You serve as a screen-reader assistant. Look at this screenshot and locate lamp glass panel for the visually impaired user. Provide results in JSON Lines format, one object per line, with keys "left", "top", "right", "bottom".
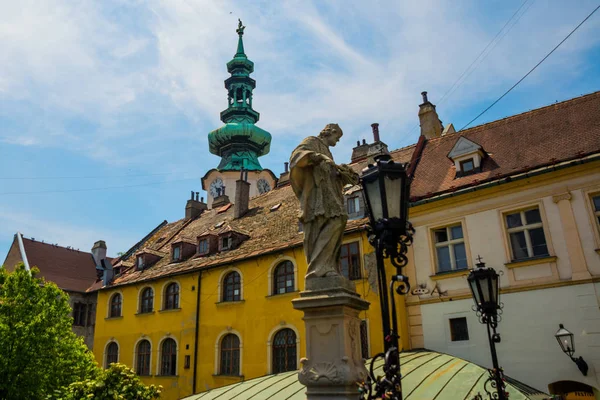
{"left": 364, "top": 178, "right": 383, "bottom": 221}
{"left": 481, "top": 274, "right": 492, "bottom": 304}
{"left": 468, "top": 277, "right": 481, "bottom": 306}
{"left": 384, "top": 174, "right": 403, "bottom": 220}
{"left": 490, "top": 272, "right": 498, "bottom": 305}
{"left": 555, "top": 327, "right": 574, "bottom": 354}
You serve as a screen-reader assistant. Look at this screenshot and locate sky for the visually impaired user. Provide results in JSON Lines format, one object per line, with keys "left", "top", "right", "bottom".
{"left": 1, "top": 0, "right": 599, "bottom": 259}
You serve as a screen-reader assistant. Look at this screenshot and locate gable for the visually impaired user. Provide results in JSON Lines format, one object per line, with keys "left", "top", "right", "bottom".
{"left": 447, "top": 137, "right": 482, "bottom": 159}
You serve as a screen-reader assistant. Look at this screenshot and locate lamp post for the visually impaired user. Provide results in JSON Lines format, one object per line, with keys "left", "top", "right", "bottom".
{"left": 359, "top": 154, "right": 413, "bottom": 400}
{"left": 467, "top": 258, "right": 508, "bottom": 400}
{"left": 555, "top": 324, "right": 589, "bottom": 376}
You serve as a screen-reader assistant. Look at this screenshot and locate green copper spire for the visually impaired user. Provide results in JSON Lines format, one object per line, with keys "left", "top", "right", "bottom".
{"left": 208, "top": 20, "right": 271, "bottom": 171}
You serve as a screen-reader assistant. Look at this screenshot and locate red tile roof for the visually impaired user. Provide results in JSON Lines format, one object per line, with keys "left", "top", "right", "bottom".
{"left": 3, "top": 237, "right": 106, "bottom": 293}
{"left": 94, "top": 91, "right": 600, "bottom": 290}
{"left": 411, "top": 91, "right": 600, "bottom": 200}
{"left": 101, "top": 185, "right": 369, "bottom": 289}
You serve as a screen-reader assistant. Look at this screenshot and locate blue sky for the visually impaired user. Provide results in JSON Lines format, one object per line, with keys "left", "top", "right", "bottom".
{"left": 1, "top": 0, "right": 599, "bottom": 259}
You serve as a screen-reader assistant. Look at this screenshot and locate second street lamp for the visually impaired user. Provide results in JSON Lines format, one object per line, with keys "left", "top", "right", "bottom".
{"left": 468, "top": 258, "right": 508, "bottom": 400}
{"left": 359, "top": 154, "right": 413, "bottom": 400}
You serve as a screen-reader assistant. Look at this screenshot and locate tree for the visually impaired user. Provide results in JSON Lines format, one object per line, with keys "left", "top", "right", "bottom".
{"left": 0, "top": 264, "right": 97, "bottom": 400}
{"left": 57, "top": 363, "right": 162, "bottom": 400}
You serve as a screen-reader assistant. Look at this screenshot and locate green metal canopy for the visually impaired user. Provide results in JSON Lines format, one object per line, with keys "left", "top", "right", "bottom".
{"left": 184, "top": 350, "right": 548, "bottom": 400}
{"left": 207, "top": 20, "right": 272, "bottom": 171}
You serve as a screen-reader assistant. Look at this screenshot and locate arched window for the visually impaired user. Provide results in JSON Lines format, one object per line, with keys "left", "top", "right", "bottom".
{"left": 136, "top": 340, "right": 151, "bottom": 376}
{"left": 223, "top": 272, "right": 241, "bottom": 302}
{"left": 110, "top": 293, "right": 122, "bottom": 317}
{"left": 220, "top": 334, "right": 240, "bottom": 375}
{"left": 272, "top": 329, "right": 297, "bottom": 373}
{"left": 140, "top": 288, "right": 153, "bottom": 313}
{"left": 160, "top": 339, "right": 177, "bottom": 376}
{"left": 105, "top": 342, "right": 118, "bottom": 368}
{"left": 164, "top": 283, "right": 179, "bottom": 310}
{"left": 273, "top": 261, "right": 294, "bottom": 295}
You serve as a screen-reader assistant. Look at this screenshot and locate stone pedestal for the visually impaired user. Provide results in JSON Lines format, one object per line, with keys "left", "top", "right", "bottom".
{"left": 293, "top": 284, "right": 370, "bottom": 400}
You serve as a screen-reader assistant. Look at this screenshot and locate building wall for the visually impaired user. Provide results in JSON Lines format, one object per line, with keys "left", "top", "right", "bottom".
{"left": 421, "top": 284, "right": 600, "bottom": 394}
{"left": 405, "top": 161, "right": 600, "bottom": 394}
{"left": 93, "top": 274, "right": 199, "bottom": 400}
{"left": 93, "top": 230, "right": 410, "bottom": 400}
{"left": 69, "top": 291, "right": 97, "bottom": 349}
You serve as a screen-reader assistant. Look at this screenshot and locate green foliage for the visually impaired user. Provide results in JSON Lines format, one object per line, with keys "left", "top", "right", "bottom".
{"left": 56, "top": 363, "right": 162, "bottom": 400}
{"left": 0, "top": 264, "right": 97, "bottom": 400}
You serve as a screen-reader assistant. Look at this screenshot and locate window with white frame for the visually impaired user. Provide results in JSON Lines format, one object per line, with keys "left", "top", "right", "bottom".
{"left": 592, "top": 194, "right": 600, "bottom": 232}
{"left": 172, "top": 245, "right": 181, "bottom": 262}
{"left": 198, "top": 239, "right": 209, "bottom": 255}
{"left": 433, "top": 224, "right": 468, "bottom": 273}
{"left": 504, "top": 207, "right": 549, "bottom": 261}
{"left": 347, "top": 197, "right": 360, "bottom": 214}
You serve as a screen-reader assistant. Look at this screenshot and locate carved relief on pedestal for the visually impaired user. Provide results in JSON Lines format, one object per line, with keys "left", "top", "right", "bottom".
{"left": 299, "top": 358, "right": 342, "bottom": 385}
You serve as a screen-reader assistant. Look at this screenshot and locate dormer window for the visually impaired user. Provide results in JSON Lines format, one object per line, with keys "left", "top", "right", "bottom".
{"left": 222, "top": 236, "right": 232, "bottom": 250}
{"left": 172, "top": 246, "right": 181, "bottom": 262}
{"left": 137, "top": 255, "right": 144, "bottom": 270}
{"left": 447, "top": 137, "right": 486, "bottom": 178}
{"left": 198, "top": 239, "right": 209, "bottom": 255}
{"left": 460, "top": 159, "right": 475, "bottom": 174}
{"left": 347, "top": 197, "right": 360, "bottom": 214}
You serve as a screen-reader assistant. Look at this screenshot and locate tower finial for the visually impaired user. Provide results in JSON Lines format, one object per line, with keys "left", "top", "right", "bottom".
{"left": 236, "top": 19, "right": 245, "bottom": 36}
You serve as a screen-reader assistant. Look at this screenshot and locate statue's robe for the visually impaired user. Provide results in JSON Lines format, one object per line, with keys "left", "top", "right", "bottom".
{"left": 289, "top": 136, "right": 351, "bottom": 279}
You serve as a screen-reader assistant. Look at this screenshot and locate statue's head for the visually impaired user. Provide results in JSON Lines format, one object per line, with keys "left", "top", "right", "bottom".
{"left": 319, "top": 123, "right": 343, "bottom": 147}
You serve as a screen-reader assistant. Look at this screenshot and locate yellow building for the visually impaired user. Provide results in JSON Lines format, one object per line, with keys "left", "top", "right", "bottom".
{"left": 90, "top": 22, "right": 415, "bottom": 400}
{"left": 89, "top": 20, "right": 600, "bottom": 400}
{"left": 91, "top": 181, "right": 412, "bottom": 399}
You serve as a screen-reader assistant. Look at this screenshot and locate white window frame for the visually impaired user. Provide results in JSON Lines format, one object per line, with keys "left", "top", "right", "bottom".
{"left": 133, "top": 337, "right": 153, "bottom": 376}
{"left": 266, "top": 323, "right": 300, "bottom": 374}
{"left": 156, "top": 335, "right": 178, "bottom": 376}
{"left": 267, "top": 256, "right": 298, "bottom": 296}
{"left": 137, "top": 285, "right": 154, "bottom": 314}
{"left": 347, "top": 196, "right": 360, "bottom": 214}
{"left": 504, "top": 207, "right": 548, "bottom": 261}
{"left": 103, "top": 339, "right": 120, "bottom": 368}
{"left": 214, "top": 329, "right": 243, "bottom": 376}
{"left": 432, "top": 224, "right": 467, "bottom": 272}
{"left": 217, "top": 267, "right": 244, "bottom": 303}
{"left": 591, "top": 193, "right": 600, "bottom": 233}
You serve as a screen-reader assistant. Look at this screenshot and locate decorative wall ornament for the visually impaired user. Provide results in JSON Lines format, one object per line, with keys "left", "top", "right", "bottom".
{"left": 552, "top": 192, "right": 572, "bottom": 203}
{"left": 300, "top": 358, "right": 342, "bottom": 384}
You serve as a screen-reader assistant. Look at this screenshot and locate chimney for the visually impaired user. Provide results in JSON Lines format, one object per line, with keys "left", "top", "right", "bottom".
{"left": 186, "top": 190, "right": 207, "bottom": 220}
{"left": 91, "top": 240, "right": 107, "bottom": 265}
{"left": 277, "top": 162, "right": 290, "bottom": 187}
{"left": 234, "top": 170, "right": 251, "bottom": 219}
{"left": 371, "top": 123, "right": 380, "bottom": 142}
{"left": 418, "top": 91, "right": 443, "bottom": 139}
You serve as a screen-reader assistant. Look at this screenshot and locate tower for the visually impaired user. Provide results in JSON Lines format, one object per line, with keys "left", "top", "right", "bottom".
{"left": 202, "top": 20, "right": 277, "bottom": 208}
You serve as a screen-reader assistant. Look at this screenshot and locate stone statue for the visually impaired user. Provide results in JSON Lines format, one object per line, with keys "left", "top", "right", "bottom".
{"left": 289, "top": 124, "right": 359, "bottom": 288}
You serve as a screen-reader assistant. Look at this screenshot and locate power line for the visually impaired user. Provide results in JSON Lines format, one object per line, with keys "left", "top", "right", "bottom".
{"left": 438, "top": 0, "right": 535, "bottom": 107}
{"left": 460, "top": 3, "right": 600, "bottom": 131}
{"left": 0, "top": 172, "right": 178, "bottom": 180}
{"left": 0, "top": 177, "right": 199, "bottom": 196}
{"left": 402, "top": 0, "right": 533, "bottom": 140}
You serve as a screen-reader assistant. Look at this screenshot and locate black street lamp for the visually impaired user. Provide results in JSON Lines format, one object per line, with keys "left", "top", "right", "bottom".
{"left": 359, "top": 154, "right": 413, "bottom": 400}
{"left": 468, "top": 258, "right": 508, "bottom": 400}
{"left": 555, "top": 324, "right": 589, "bottom": 376}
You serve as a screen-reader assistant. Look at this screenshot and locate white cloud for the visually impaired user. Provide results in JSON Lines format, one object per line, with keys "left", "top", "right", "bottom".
{"left": 0, "top": 208, "right": 135, "bottom": 257}
{"left": 0, "top": 0, "right": 598, "bottom": 161}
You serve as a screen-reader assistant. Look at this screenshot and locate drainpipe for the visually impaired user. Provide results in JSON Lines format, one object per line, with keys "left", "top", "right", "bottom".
{"left": 192, "top": 271, "right": 202, "bottom": 394}
{"left": 16, "top": 232, "right": 31, "bottom": 272}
